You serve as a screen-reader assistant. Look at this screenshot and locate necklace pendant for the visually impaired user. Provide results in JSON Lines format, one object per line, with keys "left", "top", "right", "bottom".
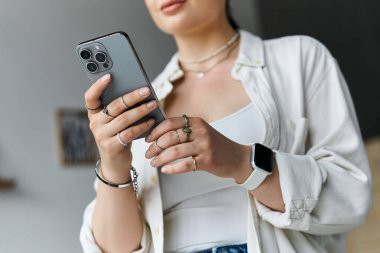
{"left": 197, "top": 72, "right": 205, "bottom": 78}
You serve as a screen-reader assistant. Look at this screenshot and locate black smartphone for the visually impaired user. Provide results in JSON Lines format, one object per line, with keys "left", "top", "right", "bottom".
{"left": 76, "top": 32, "right": 166, "bottom": 139}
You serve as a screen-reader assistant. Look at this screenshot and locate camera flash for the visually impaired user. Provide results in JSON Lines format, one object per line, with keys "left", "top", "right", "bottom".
{"left": 95, "top": 46, "right": 100, "bottom": 50}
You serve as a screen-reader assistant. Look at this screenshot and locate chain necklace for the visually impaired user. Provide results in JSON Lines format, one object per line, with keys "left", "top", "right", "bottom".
{"left": 178, "top": 33, "right": 240, "bottom": 65}
{"left": 181, "top": 37, "right": 238, "bottom": 78}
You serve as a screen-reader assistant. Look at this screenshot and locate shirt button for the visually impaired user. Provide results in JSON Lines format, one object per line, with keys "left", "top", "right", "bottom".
{"left": 150, "top": 175, "right": 158, "bottom": 185}
{"left": 153, "top": 227, "right": 160, "bottom": 236}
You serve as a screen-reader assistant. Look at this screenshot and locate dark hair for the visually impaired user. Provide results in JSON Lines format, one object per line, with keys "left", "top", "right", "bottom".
{"left": 226, "top": 0, "right": 239, "bottom": 30}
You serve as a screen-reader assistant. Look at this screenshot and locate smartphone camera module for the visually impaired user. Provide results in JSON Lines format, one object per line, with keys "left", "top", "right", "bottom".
{"left": 86, "top": 61, "right": 98, "bottom": 73}
{"left": 80, "top": 49, "right": 92, "bottom": 60}
{"left": 78, "top": 43, "right": 112, "bottom": 74}
{"left": 95, "top": 52, "right": 107, "bottom": 63}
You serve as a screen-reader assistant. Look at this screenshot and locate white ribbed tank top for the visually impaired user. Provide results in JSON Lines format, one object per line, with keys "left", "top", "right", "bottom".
{"left": 160, "top": 101, "right": 265, "bottom": 252}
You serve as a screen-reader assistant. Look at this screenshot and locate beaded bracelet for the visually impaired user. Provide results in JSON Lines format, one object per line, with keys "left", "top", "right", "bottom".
{"left": 95, "top": 159, "right": 138, "bottom": 195}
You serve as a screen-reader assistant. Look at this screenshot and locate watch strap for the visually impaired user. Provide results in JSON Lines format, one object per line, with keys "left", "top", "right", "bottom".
{"left": 237, "top": 143, "right": 274, "bottom": 191}
{"left": 239, "top": 166, "right": 268, "bottom": 191}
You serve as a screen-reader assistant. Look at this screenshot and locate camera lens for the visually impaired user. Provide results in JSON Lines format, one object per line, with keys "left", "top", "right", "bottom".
{"left": 86, "top": 62, "right": 98, "bottom": 73}
{"left": 95, "top": 52, "right": 107, "bottom": 63}
{"left": 80, "top": 49, "right": 92, "bottom": 60}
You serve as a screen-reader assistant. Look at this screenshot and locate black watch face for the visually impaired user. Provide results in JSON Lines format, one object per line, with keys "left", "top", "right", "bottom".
{"left": 254, "top": 144, "right": 274, "bottom": 173}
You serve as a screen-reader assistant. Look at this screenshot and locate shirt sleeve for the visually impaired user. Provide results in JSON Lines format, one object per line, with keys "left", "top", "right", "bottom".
{"left": 79, "top": 180, "right": 153, "bottom": 253}
{"left": 253, "top": 39, "right": 372, "bottom": 235}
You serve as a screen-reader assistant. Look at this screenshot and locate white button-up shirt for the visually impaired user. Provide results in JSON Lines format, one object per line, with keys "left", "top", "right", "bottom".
{"left": 80, "top": 30, "right": 372, "bottom": 253}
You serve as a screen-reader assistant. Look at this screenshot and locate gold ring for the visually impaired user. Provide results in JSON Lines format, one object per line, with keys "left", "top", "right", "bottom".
{"left": 154, "top": 139, "right": 165, "bottom": 150}
{"left": 102, "top": 106, "right": 116, "bottom": 119}
{"left": 121, "top": 96, "right": 130, "bottom": 110}
{"left": 192, "top": 156, "right": 197, "bottom": 171}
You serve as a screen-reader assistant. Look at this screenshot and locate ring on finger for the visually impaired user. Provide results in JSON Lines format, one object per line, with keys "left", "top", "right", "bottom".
{"left": 182, "top": 114, "right": 189, "bottom": 128}
{"left": 117, "top": 132, "right": 129, "bottom": 148}
{"left": 182, "top": 114, "right": 191, "bottom": 142}
{"left": 102, "top": 106, "right": 116, "bottom": 120}
{"left": 154, "top": 139, "right": 165, "bottom": 151}
{"left": 121, "top": 96, "right": 130, "bottom": 110}
{"left": 85, "top": 103, "right": 102, "bottom": 112}
{"left": 175, "top": 129, "right": 181, "bottom": 144}
{"left": 192, "top": 156, "right": 197, "bottom": 171}
{"left": 183, "top": 127, "right": 192, "bottom": 142}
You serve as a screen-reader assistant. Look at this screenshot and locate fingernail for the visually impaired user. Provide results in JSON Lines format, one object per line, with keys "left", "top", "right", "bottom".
{"left": 147, "top": 100, "right": 157, "bottom": 109}
{"left": 147, "top": 119, "right": 155, "bottom": 126}
{"left": 150, "top": 158, "right": 156, "bottom": 167}
{"left": 145, "top": 134, "right": 152, "bottom": 142}
{"left": 101, "top": 74, "right": 110, "bottom": 83}
{"left": 161, "top": 166, "right": 169, "bottom": 174}
{"left": 139, "top": 87, "right": 150, "bottom": 96}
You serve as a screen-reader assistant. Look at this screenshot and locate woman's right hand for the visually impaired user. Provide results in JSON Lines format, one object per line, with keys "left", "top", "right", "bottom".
{"left": 84, "top": 73, "right": 157, "bottom": 181}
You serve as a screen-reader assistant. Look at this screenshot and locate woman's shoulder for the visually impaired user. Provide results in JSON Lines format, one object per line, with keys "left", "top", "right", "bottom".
{"left": 263, "top": 34, "right": 335, "bottom": 66}
{"left": 251, "top": 33, "right": 342, "bottom": 110}
{"left": 258, "top": 33, "right": 338, "bottom": 94}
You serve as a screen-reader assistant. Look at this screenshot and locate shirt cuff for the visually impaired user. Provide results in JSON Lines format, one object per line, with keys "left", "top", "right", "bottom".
{"left": 252, "top": 150, "right": 323, "bottom": 231}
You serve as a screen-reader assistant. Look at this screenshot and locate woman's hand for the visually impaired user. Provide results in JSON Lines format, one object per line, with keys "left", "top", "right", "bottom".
{"left": 144, "top": 116, "right": 252, "bottom": 182}
{"left": 84, "top": 73, "right": 158, "bottom": 178}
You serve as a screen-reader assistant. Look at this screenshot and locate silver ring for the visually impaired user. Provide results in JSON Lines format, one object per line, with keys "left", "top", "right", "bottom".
{"left": 117, "top": 132, "right": 129, "bottom": 148}
{"left": 182, "top": 114, "right": 191, "bottom": 142}
{"left": 154, "top": 139, "right": 165, "bottom": 150}
{"left": 121, "top": 96, "right": 130, "bottom": 110}
{"left": 182, "top": 114, "right": 189, "bottom": 128}
{"left": 192, "top": 156, "right": 197, "bottom": 171}
{"left": 102, "top": 106, "right": 116, "bottom": 119}
{"left": 85, "top": 103, "right": 102, "bottom": 112}
{"left": 175, "top": 129, "right": 181, "bottom": 144}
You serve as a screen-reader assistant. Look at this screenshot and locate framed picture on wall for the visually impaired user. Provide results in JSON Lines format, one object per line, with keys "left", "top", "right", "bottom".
{"left": 56, "top": 108, "right": 98, "bottom": 165}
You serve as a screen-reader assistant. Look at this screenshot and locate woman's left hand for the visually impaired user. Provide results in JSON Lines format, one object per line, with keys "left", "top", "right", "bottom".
{"left": 144, "top": 116, "right": 252, "bottom": 182}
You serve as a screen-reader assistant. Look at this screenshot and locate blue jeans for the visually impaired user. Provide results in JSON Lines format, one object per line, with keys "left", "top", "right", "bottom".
{"left": 194, "top": 243, "right": 247, "bottom": 253}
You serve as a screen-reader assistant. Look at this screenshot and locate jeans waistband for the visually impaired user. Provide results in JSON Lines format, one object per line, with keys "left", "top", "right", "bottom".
{"left": 194, "top": 243, "right": 247, "bottom": 253}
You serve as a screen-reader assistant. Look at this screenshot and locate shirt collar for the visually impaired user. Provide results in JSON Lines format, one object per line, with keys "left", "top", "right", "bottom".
{"left": 236, "top": 30, "right": 265, "bottom": 68}
{"left": 152, "top": 29, "right": 265, "bottom": 101}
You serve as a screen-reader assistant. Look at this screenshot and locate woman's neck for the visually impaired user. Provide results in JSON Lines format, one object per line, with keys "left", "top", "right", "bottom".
{"left": 174, "top": 20, "right": 237, "bottom": 62}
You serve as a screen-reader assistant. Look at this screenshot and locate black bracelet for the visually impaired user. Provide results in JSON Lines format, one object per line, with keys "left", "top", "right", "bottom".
{"left": 95, "top": 159, "right": 138, "bottom": 194}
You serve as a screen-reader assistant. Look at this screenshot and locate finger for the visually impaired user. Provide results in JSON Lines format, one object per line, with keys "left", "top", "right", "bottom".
{"left": 84, "top": 74, "right": 111, "bottom": 114}
{"left": 145, "top": 116, "right": 193, "bottom": 143}
{"left": 117, "top": 118, "right": 156, "bottom": 145}
{"left": 160, "top": 157, "right": 198, "bottom": 174}
{"left": 145, "top": 129, "right": 182, "bottom": 159}
{"left": 106, "top": 100, "right": 158, "bottom": 136}
{"left": 104, "top": 86, "right": 151, "bottom": 120}
{"left": 151, "top": 142, "right": 197, "bottom": 168}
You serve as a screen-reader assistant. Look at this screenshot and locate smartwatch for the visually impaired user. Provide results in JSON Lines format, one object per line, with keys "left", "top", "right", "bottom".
{"left": 238, "top": 143, "right": 275, "bottom": 191}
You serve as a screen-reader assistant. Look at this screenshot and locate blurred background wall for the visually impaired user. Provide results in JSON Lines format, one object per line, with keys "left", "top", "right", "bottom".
{"left": 257, "top": 0, "right": 380, "bottom": 139}
{"left": 0, "top": 1, "right": 258, "bottom": 252}
{"left": 0, "top": 0, "right": 378, "bottom": 253}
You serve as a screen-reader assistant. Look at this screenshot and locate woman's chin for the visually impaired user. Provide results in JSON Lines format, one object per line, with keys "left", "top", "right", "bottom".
{"left": 159, "top": 19, "right": 197, "bottom": 36}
